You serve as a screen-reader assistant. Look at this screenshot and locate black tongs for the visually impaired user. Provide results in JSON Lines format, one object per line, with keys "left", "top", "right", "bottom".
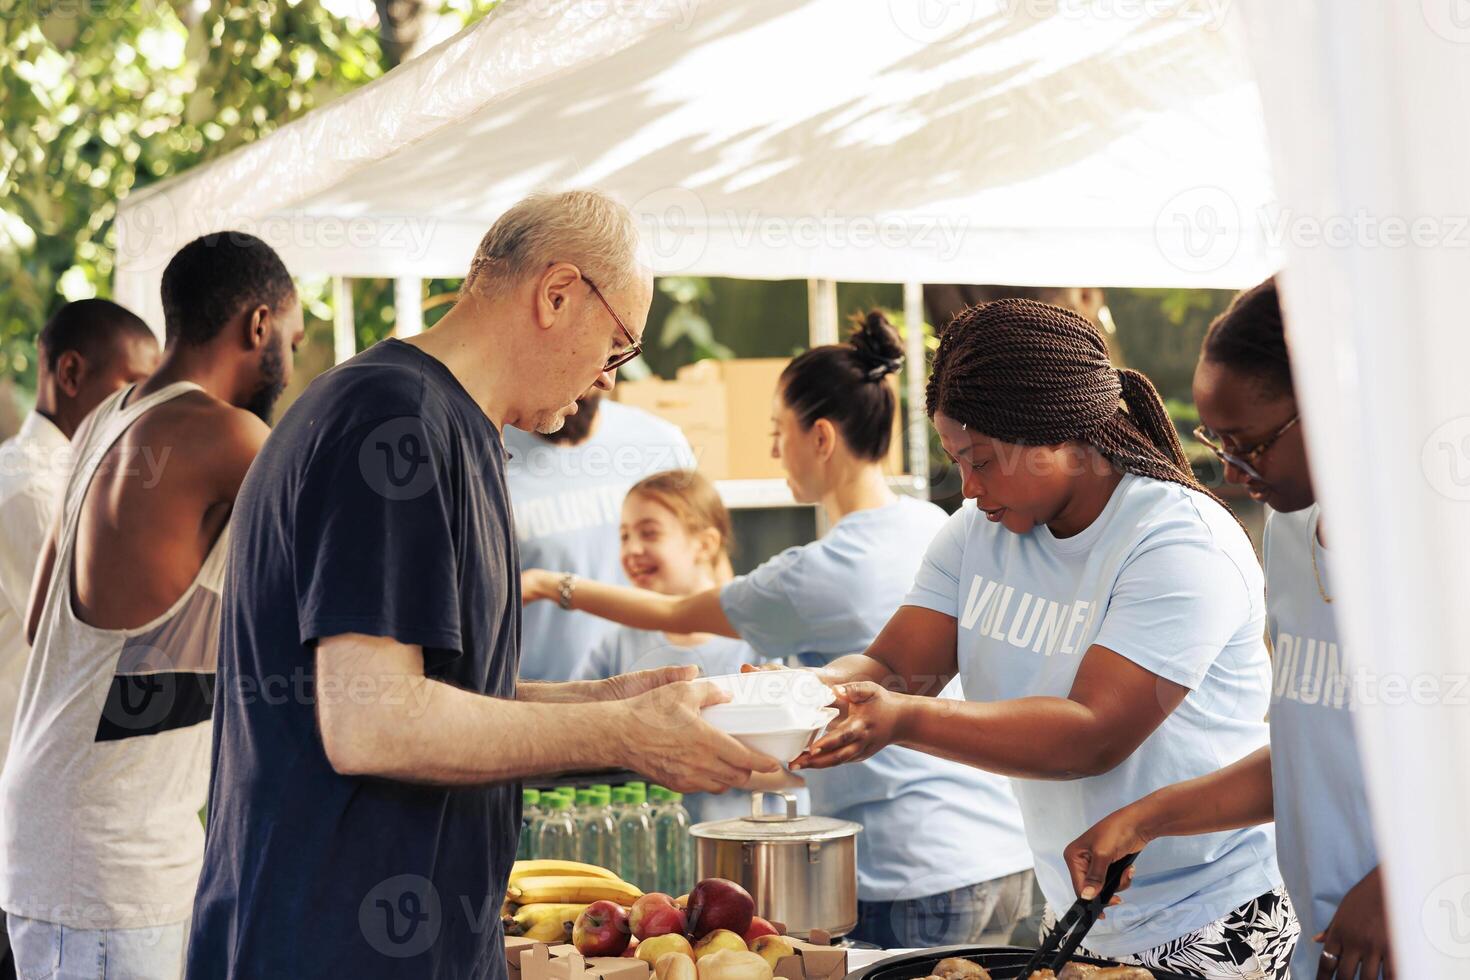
{"left": 1018, "top": 853, "right": 1138, "bottom": 978}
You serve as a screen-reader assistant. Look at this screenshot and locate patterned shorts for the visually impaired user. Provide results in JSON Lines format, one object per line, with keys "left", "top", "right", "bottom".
{"left": 1041, "top": 886, "right": 1299, "bottom": 980}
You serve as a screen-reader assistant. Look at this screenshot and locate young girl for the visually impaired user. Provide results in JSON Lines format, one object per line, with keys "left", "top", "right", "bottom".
{"left": 790, "top": 299, "right": 1297, "bottom": 976}
{"left": 573, "top": 469, "right": 773, "bottom": 824}
{"left": 1066, "top": 279, "right": 1387, "bottom": 979}
{"left": 574, "top": 470, "right": 757, "bottom": 685}
{"left": 525, "top": 312, "right": 1036, "bottom": 949}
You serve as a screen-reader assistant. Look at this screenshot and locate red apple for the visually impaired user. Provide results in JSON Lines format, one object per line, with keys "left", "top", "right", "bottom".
{"left": 630, "top": 893, "right": 688, "bottom": 940}
{"left": 686, "top": 878, "right": 755, "bottom": 940}
{"left": 623, "top": 939, "right": 641, "bottom": 958}
{"left": 741, "top": 917, "right": 779, "bottom": 946}
{"left": 574, "top": 900, "right": 632, "bottom": 956}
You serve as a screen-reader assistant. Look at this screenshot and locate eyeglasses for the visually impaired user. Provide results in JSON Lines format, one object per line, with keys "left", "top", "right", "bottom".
{"left": 1192, "top": 414, "right": 1299, "bottom": 482}
{"left": 582, "top": 275, "right": 643, "bottom": 372}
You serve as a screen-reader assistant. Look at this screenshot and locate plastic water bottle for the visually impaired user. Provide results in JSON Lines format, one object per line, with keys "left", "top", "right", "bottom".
{"left": 617, "top": 785, "right": 656, "bottom": 891}
{"left": 520, "top": 788, "right": 543, "bottom": 859}
{"left": 652, "top": 787, "right": 695, "bottom": 895}
{"left": 580, "top": 789, "right": 616, "bottom": 870}
{"left": 536, "top": 794, "right": 578, "bottom": 860}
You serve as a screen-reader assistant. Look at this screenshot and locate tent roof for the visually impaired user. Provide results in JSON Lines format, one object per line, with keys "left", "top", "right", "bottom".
{"left": 114, "top": 0, "right": 1280, "bottom": 325}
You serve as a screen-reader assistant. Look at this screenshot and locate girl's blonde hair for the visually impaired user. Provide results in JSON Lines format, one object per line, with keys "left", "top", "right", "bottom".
{"left": 626, "top": 470, "right": 734, "bottom": 579}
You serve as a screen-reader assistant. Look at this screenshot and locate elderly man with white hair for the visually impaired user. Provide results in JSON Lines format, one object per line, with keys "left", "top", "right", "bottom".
{"left": 185, "top": 190, "right": 779, "bottom": 980}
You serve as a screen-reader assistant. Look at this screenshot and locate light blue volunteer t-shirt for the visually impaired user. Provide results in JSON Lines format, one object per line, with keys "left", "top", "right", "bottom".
{"left": 720, "top": 495, "right": 1034, "bottom": 903}
{"left": 1264, "top": 505, "right": 1377, "bottom": 979}
{"left": 571, "top": 626, "right": 801, "bottom": 825}
{"left": 505, "top": 401, "right": 694, "bottom": 680}
{"left": 906, "top": 475, "right": 1280, "bottom": 957}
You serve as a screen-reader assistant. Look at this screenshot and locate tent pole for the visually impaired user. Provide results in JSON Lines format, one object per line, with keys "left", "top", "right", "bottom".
{"left": 807, "top": 278, "right": 839, "bottom": 536}
{"left": 395, "top": 277, "right": 424, "bottom": 337}
{"left": 806, "top": 278, "right": 838, "bottom": 347}
{"left": 902, "top": 282, "right": 930, "bottom": 498}
{"left": 333, "top": 278, "right": 356, "bottom": 365}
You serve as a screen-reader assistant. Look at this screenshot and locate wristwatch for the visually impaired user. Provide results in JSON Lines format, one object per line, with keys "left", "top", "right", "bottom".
{"left": 556, "top": 573, "right": 577, "bottom": 610}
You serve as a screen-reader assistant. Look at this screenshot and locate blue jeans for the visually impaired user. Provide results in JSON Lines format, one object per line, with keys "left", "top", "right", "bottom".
{"left": 9, "top": 915, "right": 187, "bottom": 980}
{"left": 851, "top": 869, "right": 1036, "bottom": 949}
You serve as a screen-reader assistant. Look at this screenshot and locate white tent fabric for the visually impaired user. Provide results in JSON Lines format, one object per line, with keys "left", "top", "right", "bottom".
{"left": 114, "top": 0, "right": 1279, "bottom": 331}
{"left": 1240, "top": 3, "right": 1470, "bottom": 974}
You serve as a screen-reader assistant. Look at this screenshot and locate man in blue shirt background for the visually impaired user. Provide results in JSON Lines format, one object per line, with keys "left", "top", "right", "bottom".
{"left": 505, "top": 393, "right": 693, "bottom": 680}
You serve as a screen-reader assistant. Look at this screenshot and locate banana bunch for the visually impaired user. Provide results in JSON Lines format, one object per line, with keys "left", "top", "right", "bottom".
{"left": 503, "top": 903, "right": 588, "bottom": 943}
{"left": 508, "top": 874, "right": 643, "bottom": 907}
{"left": 509, "top": 860, "right": 619, "bottom": 886}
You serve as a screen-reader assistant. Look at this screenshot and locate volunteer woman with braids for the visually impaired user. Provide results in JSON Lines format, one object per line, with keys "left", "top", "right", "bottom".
{"left": 1067, "top": 279, "right": 1389, "bottom": 979}
{"left": 793, "top": 299, "right": 1297, "bottom": 976}
{"left": 525, "top": 312, "right": 1036, "bottom": 948}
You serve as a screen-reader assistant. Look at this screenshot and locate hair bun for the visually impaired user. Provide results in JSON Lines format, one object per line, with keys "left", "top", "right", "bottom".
{"left": 848, "top": 309, "right": 905, "bottom": 381}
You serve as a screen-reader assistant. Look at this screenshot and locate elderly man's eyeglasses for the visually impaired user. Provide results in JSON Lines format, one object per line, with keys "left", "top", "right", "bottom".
{"left": 582, "top": 276, "right": 642, "bottom": 372}
{"left": 1192, "top": 414, "right": 1299, "bottom": 482}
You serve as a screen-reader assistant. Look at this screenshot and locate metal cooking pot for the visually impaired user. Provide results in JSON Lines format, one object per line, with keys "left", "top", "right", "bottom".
{"left": 690, "top": 791, "right": 861, "bottom": 940}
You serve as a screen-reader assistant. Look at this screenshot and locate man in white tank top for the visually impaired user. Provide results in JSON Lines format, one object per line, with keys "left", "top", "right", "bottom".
{"left": 0, "top": 232, "right": 303, "bottom": 980}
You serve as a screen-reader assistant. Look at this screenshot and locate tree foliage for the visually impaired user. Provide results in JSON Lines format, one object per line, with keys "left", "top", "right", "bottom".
{"left": 0, "top": 0, "right": 389, "bottom": 387}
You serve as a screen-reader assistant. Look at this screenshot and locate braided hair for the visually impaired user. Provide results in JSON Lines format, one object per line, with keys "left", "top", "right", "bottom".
{"left": 1202, "top": 277, "right": 1292, "bottom": 398}
{"left": 780, "top": 309, "right": 904, "bottom": 462}
{"left": 927, "top": 298, "right": 1231, "bottom": 515}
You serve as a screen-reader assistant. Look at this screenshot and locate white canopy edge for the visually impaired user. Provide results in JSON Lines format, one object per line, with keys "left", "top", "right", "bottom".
{"left": 1241, "top": 2, "right": 1470, "bottom": 974}
{"left": 115, "top": 1, "right": 1283, "bottom": 334}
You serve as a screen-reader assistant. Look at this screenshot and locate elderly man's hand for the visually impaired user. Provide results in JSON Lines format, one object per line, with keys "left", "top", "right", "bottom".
{"left": 615, "top": 679, "right": 782, "bottom": 794}
{"left": 597, "top": 664, "right": 698, "bottom": 702}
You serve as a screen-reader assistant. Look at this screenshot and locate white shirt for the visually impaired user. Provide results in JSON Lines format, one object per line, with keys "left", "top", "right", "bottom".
{"left": 503, "top": 402, "right": 695, "bottom": 680}
{"left": 1264, "top": 505, "right": 1377, "bottom": 978}
{"left": 906, "top": 476, "right": 1279, "bottom": 956}
{"left": 0, "top": 412, "right": 71, "bottom": 767}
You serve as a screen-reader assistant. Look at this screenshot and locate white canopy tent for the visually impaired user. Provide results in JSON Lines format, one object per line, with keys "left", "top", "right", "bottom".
{"left": 113, "top": 0, "right": 1279, "bottom": 324}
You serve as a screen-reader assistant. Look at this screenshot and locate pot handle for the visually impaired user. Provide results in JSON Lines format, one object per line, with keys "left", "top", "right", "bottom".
{"left": 751, "top": 790, "right": 800, "bottom": 819}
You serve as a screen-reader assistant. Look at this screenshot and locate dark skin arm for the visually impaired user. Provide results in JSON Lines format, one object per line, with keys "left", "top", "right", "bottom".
{"left": 788, "top": 605, "right": 1190, "bottom": 781}
{"left": 1063, "top": 747, "right": 1274, "bottom": 897}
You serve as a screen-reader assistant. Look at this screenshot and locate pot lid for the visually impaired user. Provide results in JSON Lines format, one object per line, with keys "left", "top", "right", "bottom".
{"left": 690, "top": 813, "right": 862, "bottom": 842}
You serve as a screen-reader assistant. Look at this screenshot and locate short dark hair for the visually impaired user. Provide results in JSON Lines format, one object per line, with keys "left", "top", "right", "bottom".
{"left": 1202, "top": 277, "right": 1293, "bottom": 398}
{"left": 160, "top": 232, "right": 296, "bottom": 346}
{"left": 779, "top": 309, "right": 904, "bottom": 462}
{"left": 38, "top": 299, "right": 155, "bottom": 374}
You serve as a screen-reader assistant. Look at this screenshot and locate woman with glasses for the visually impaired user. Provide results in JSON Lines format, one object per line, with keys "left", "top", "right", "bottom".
{"left": 1067, "top": 278, "right": 1390, "bottom": 979}
{"left": 784, "top": 299, "right": 1297, "bottom": 977}
{"left": 524, "top": 311, "right": 1037, "bottom": 949}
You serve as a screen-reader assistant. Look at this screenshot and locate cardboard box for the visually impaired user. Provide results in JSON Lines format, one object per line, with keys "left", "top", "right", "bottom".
{"left": 615, "top": 371, "right": 731, "bottom": 480}
{"left": 513, "top": 934, "right": 846, "bottom": 980}
{"left": 618, "top": 358, "right": 905, "bottom": 482}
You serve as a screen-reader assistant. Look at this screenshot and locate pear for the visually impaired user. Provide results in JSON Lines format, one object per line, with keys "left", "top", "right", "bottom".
{"left": 697, "top": 949, "right": 774, "bottom": 980}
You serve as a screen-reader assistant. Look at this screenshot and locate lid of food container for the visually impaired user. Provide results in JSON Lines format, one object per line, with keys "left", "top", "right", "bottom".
{"left": 689, "top": 791, "right": 861, "bottom": 842}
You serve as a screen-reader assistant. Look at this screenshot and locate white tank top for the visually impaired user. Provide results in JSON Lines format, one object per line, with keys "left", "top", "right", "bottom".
{"left": 0, "top": 381, "right": 228, "bottom": 929}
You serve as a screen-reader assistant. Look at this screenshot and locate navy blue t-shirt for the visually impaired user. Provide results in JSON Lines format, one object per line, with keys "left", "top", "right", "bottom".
{"left": 187, "top": 340, "right": 521, "bottom": 980}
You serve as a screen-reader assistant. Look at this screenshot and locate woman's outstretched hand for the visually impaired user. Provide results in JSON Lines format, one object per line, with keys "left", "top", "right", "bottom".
{"left": 789, "top": 681, "right": 904, "bottom": 770}
{"left": 521, "top": 569, "right": 558, "bottom": 606}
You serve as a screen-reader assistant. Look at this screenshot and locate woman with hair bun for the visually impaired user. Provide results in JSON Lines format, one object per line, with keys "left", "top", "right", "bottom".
{"left": 525, "top": 311, "right": 1036, "bottom": 948}
{"left": 790, "top": 300, "right": 1298, "bottom": 976}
